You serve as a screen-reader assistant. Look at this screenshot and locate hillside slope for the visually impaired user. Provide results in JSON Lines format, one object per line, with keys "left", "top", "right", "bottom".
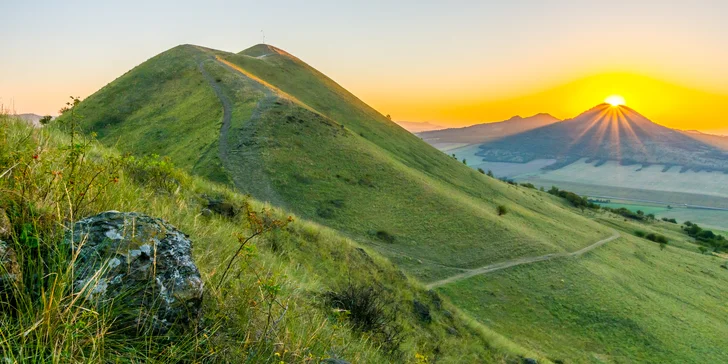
{"left": 1, "top": 115, "right": 536, "bottom": 363}
{"left": 476, "top": 104, "right": 728, "bottom": 171}
{"left": 67, "top": 44, "right": 611, "bottom": 284}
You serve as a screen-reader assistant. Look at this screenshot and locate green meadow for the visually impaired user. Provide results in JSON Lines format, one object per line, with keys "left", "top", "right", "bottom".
{"left": 437, "top": 212, "right": 728, "bottom": 363}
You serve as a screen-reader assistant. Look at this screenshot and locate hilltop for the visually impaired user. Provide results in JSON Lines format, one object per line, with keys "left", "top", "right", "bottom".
{"left": 65, "top": 43, "right": 610, "bottom": 283}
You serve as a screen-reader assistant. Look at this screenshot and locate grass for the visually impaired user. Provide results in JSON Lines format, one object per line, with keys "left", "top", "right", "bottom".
{"left": 61, "top": 43, "right": 614, "bottom": 285}
{"left": 437, "top": 211, "right": 728, "bottom": 363}
{"left": 0, "top": 115, "right": 537, "bottom": 362}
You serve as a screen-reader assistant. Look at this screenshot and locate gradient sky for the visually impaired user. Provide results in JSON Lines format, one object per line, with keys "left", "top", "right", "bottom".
{"left": 3, "top": 0, "right": 728, "bottom": 134}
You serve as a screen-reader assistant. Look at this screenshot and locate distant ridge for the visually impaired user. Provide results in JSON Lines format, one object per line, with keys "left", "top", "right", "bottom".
{"left": 396, "top": 120, "right": 446, "bottom": 133}
{"left": 418, "top": 113, "right": 560, "bottom": 145}
{"left": 477, "top": 104, "right": 728, "bottom": 171}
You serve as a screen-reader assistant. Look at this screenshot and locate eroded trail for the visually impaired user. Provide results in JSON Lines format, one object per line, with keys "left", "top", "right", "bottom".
{"left": 426, "top": 230, "right": 621, "bottom": 289}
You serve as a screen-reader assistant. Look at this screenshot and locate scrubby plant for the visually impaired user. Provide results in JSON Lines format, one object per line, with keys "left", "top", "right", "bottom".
{"left": 325, "top": 282, "right": 404, "bottom": 356}
{"left": 497, "top": 205, "right": 508, "bottom": 216}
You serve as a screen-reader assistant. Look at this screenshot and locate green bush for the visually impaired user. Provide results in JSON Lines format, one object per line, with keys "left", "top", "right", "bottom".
{"left": 497, "top": 205, "right": 508, "bottom": 216}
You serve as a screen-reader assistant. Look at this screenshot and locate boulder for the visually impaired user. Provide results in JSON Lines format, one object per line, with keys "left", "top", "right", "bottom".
{"left": 0, "top": 240, "right": 22, "bottom": 307}
{"left": 69, "top": 211, "right": 203, "bottom": 333}
{"left": 0, "top": 209, "right": 11, "bottom": 240}
{"left": 413, "top": 299, "right": 432, "bottom": 324}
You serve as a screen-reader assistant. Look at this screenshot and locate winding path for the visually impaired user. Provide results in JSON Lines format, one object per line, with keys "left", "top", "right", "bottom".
{"left": 426, "top": 230, "right": 621, "bottom": 289}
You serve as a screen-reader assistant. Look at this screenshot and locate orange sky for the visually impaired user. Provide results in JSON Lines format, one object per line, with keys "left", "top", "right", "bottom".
{"left": 4, "top": 1, "right": 728, "bottom": 135}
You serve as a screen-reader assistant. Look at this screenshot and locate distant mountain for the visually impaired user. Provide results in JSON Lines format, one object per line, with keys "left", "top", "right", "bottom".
{"left": 477, "top": 104, "right": 728, "bottom": 171}
{"left": 682, "top": 130, "right": 728, "bottom": 151}
{"left": 395, "top": 120, "right": 446, "bottom": 133}
{"left": 418, "top": 113, "right": 560, "bottom": 145}
{"left": 15, "top": 113, "right": 43, "bottom": 127}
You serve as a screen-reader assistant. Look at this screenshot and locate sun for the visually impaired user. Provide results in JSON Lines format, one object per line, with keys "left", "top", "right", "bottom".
{"left": 605, "top": 95, "right": 626, "bottom": 107}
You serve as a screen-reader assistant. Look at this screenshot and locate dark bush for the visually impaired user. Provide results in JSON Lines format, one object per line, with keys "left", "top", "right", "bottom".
{"left": 477, "top": 168, "right": 485, "bottom": 174}
{"left": 645, "top": 233, "right": 668, "bottom": 244}
{"left": 374, "top": 230, "right": 396, "bottom": 243}
{"left": 325, "top": 283, "right": 403, "bottom": 355}
{"left": 661, "top": 217, "right": 678, "bottom": 224}
{"left": 547, "top": 186, "right": 600, "bottom": 210}
{"left": 316, "top": 206, "right": 335, "bottom": 219}
{"left": 497, "top": 205, "right": 508, "bottom": 216}
{"left": 520, "top": 183, "right": 536, "bottom": 189}
{"left": 634, "top": 230, "right": 646, "bottom": 238}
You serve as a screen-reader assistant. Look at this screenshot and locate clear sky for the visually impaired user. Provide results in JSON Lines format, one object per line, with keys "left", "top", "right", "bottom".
{"left": 3, "top": 0, "right": 728, "bottom": 133}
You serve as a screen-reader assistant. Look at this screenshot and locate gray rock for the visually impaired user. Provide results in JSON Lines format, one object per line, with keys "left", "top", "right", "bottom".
{"left": 0, "top": 240, "right": 22, "bottom": 307}
{"left": 413, "top": 299, "right": 432, "bottom": 324}
{"left": 522, "top": 358, "right": 538, "bottom": 364}
{"left": 68, "top": 211, "right": 203, "bottom": 333}
{"left": 0, "top": 209, "right": 11, "bottom": 240}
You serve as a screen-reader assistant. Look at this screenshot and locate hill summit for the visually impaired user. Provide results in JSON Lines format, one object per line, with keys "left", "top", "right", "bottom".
{"left": 65, "top": 43, "right": 610, "bottom": 282}
{"left": 476, "top": 103, "right": 728, "bottom": 171}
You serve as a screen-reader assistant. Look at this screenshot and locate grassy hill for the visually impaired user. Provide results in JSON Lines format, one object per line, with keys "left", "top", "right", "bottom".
{"left": 439, "top": 212, "right": 728, "bottom": 363}
{"left": 1, "top": 114, "right": 541, "bottom": 362}
{"left": 64, "top": 44, "right": 611, "bottom": 284}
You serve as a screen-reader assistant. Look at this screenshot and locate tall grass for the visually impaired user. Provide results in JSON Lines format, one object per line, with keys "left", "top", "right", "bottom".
{"left": 0, "top": 112, "right": 526, "bottom": 362}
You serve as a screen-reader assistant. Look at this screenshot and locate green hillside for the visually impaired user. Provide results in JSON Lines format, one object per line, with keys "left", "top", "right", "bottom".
{"left": 439, "top": 214, "right": 728, "bottom": 363}
{"left": 67, "top": 44, "right": 611, "bottom": 284}
{"left": 36, "top": 43, "right": 728, "bottom": 363}
{"left": 1, "top": 114, "right": 537, "bottom": 362}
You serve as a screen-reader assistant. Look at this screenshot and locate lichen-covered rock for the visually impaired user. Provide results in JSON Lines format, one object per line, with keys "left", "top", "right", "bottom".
{"left": 68, "top": 211, "right": 203, "bottom": 333}
{"left": 0, "top": 240, "right": 22, "bottom": 308}
{"left": 0, "top": 209, "right": 11, "bottom": 240}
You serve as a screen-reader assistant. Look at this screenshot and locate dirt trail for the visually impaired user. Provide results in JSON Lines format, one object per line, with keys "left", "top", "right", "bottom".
{"left": 197, "top": 60, "right": 233, "bottom": 163}
{"left": 426, "top": 230, "right": 621, "bottom": 289}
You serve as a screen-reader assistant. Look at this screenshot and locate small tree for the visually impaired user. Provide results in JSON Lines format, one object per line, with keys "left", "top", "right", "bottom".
{"left": 462, "top": 159, "right": 467, "bottom": 165}
{"left": 477, "top": 168, "right": 485, "bottom": 174}
{"left": 487, "top": 170, "right": 494, "bottom": 177}
{"left": 497, "top": 205, "right": 508, "bottom": 216}
{"left": 39, "top": 115, "right": 53, "bottom": 125}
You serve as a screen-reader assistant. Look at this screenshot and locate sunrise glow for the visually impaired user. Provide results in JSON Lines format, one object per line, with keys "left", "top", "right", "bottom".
{"left": 605, "top": 95, "right": 626, "bottom": 107}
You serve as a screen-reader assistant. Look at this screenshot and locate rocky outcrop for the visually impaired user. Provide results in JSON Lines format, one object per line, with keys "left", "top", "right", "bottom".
{"left": 68, "top": 211, "right": 203, "bottom": 333}
{"left": 0, "top": 240, "right": 22, "bottom": 308}
{"left": 0, "top": 208, "right": 11, "bottom": 240}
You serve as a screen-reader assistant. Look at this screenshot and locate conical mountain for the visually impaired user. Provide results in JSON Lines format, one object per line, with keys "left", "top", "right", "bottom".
{"left": 477, "top": 103, "right": 728, "bottom": 170}
{"left": 65, "top": 44, "right": 610, "bottom": 281}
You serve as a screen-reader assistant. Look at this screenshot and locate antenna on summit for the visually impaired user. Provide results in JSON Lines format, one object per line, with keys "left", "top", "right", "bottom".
{"left": 261, "top": 30, "right": 265, "bottom": 44}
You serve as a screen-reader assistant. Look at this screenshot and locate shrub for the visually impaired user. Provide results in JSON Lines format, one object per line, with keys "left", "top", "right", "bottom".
{"left": 645, "top": 233, "right": 668, "bottom": 244}
{"left": 374, "top": 230, "right": 396, "bottom": 243}
{"left": 325, "top": 283, "right": 403, "bottom": 355}
{"left": 477, "top": 168, "right": 485, "bottom": 174}
{"left": 520, "top": 183, "right": 536, "bottom": 189}
{"left": 487, "top": 170, "right": 494, "bottom": 177}
{"left": 634, "top": 230, "right": 646, "bottom": 238}
{"left": 661, "top": 217, "right": 678, "bottom": 224}
{"left": 497, "top": 205, "right": 508, "bottom": 216}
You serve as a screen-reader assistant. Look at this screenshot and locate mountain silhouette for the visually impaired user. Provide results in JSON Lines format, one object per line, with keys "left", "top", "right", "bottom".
{"left": 476, "top": 103, "right": 728, "bottom": 171}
